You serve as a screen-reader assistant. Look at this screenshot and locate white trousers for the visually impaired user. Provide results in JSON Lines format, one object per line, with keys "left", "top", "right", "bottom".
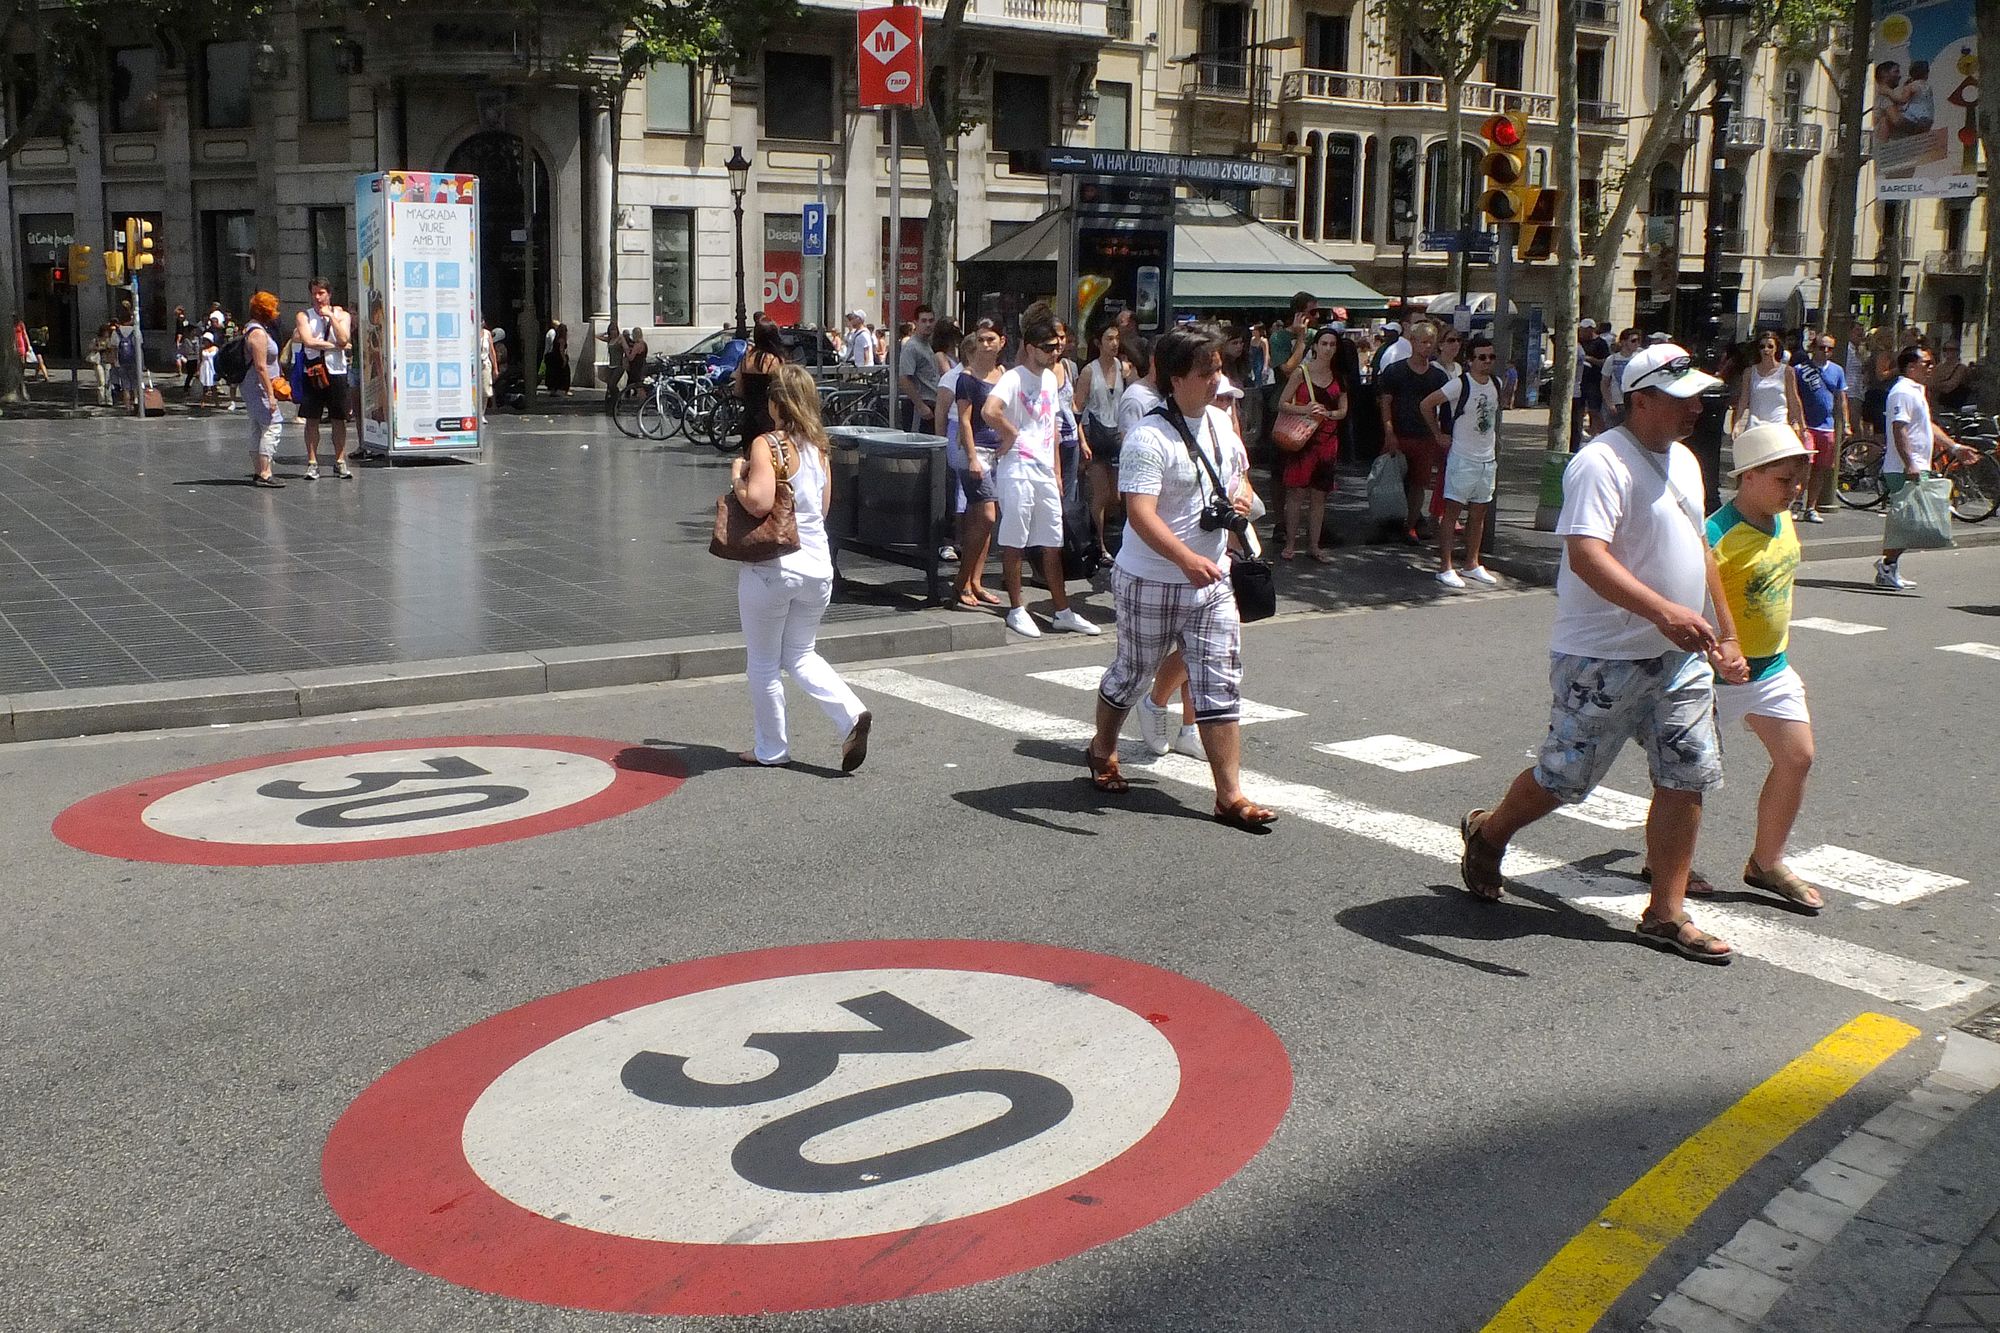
{"left": 737, "top": 564, "right": 866, "bottom": 764}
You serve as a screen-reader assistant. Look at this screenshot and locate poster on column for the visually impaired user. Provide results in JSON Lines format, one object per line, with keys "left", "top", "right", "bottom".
{"left": 762, "top": 214, "right": 804, "bottom": 327}
{"left": 355, "top": 172, "right": 484, "bottom": 456}
{"left": 1868, "top": 0, "right": 1979, "bottom": 200}
{"left": 879, "top": 218, "right": 924, "bottom": 327}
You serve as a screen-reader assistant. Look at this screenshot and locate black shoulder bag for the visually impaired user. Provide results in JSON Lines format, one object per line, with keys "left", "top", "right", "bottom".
{"left": 1152, "top": 404, "right": 1277, "bottom": 622}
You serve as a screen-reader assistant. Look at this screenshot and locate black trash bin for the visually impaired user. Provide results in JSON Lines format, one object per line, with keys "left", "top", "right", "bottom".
{"left": 824, "top": 427, "right": 952, "bottom": 603}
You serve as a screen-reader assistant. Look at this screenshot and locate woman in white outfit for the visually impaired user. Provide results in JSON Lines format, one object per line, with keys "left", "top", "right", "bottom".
{"left": 730, "top": 363, "right": 873, "bottom": 771}
{"left": 1731, "top": 330, "right": 1807, "bottom": 445}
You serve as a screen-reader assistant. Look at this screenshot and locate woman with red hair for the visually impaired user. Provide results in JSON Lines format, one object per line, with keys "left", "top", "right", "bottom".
{"left": 244, "top": 291, "right": 287, "bottom": 487}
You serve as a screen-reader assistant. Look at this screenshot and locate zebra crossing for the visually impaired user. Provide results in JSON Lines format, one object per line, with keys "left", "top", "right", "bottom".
{"left": 847, "top": 663, "right": 1987, "bottom": 1014}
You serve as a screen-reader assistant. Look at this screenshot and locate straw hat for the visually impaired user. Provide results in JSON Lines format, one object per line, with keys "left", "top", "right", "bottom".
{"left": 1730, "top": 423, "right": 1812, "bottom": 476}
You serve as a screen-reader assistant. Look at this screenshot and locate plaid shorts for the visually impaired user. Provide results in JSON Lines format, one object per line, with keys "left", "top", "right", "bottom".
{"left": 1099, "top": 568, "right": 1243, "bottom": 725}
{"left": 1532, "top": 650, "right": 1723, "bottom": 802}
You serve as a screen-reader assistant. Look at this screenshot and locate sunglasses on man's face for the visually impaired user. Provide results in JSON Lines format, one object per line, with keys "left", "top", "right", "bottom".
{"left": 1472, "top": 352, "right": 1497, "bottom": 361}
{"left": 1626, "top": 355, "right": 1695, "bottom": 392}
{"left": 1032, "top": 340, "right": 1061, "bottom": 353}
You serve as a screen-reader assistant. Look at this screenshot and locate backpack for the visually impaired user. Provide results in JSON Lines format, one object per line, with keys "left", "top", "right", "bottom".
{"left": 1442, "top": 374, "right": 1500, "bottom": 440}
{"left": 116, "top": 326, "right": 137, "bottom": 367}
{"left": 216, "top": 328, "right": 257, "bottom": 384}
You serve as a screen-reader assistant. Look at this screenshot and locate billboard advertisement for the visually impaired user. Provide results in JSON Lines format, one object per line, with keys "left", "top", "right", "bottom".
{"left": 355, "top": 172, "right": 484, "bottom": 455}
{"left": 762, "top": 213, "right": 803, "bottom": 326}
{"left": 1869, "top": 0, "right": 1980, "bottom": 199}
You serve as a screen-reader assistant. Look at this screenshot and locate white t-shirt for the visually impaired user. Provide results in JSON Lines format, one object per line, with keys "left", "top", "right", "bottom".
{"left": 1551, "top": 427, "right": 1711, "bottom": 660}
{"left": 1744, "top": 364, "right": 1790, "bottom": 427}
{"left": 1883, "top": 375, "right": 1934, "bottom": 475}
{"left": 1377, "top": 337, "right": 1413, "bottom": 372}
{"left": 1116, "top": 378, "right": 1163, "bottom": 440}
{"left": 1115, "top": 403, "right": 1243, "bottom": 584}
{"left": 989, "top": 364, "right": 1060, "bottom": 480}
{"left": 1440, "top": 374, "right": 1501, "bottom": 464}
{"left": 1603, "top": 351, "right": 1632, "bottom": 408}
{"left": 844, "top": 326, "right": 877, "bottom": 367}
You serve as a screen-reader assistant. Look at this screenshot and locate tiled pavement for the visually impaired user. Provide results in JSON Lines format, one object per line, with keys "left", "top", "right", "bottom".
{"left": 1912, "top": 1216, "right": 2000, "bottom": 1331}
{"left": 0, "top": 412, "right": 914, "bottom": 694}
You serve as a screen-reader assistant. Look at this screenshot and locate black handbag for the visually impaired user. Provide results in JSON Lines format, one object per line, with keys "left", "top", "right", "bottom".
{"left": 1158, "top": 404, "right": 1277, "bottom": 623}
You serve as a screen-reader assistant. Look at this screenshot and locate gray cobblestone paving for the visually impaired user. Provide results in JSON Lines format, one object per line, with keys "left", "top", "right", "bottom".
{"left": 1912, "top": 1218, "right": 2000, "bottom": 1331}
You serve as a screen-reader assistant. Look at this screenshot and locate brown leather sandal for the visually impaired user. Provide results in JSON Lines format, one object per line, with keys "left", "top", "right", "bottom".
{"left": 1459, "top": 809, "right": 1505, "bottom": 901}
{"left": 1744, "top": 859, "right": 1825, "bottom": 913}
{"left": 1635, "top": 912, "right": 1734, "bottom": 964}
{"left": 1086, "top": 747, "right": 1129, "bottom": 794}
{"left": 1213, "top": 795, "right": 1277, "bottom": 830}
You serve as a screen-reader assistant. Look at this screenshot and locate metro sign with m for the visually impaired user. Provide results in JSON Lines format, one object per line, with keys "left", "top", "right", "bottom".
{"left": 857, "top": 6, "right": 924, "bottom": 108}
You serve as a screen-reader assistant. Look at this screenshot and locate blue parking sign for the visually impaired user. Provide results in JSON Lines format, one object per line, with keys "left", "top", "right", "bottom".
{"left": 802, "top": 203, "right": 826, "bottom": 259}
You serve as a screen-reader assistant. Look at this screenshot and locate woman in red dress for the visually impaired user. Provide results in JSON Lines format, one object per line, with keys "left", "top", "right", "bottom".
{"left": 1274, "top": 324, "right": 1349, "bottom": 560}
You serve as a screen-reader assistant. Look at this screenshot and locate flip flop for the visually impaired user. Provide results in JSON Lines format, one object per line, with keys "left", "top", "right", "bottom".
{"left": 1744, "top": 859, "right": 1825, "bottom": 913}
{"left": 1635, "top": 912, "right": 1734, "bottom": 964}
{"left": 1213, "top": 795, "right": 1277, "bottom": 831}
{"left": 1086, "top": 747, "right": 1129, "bottom": 794}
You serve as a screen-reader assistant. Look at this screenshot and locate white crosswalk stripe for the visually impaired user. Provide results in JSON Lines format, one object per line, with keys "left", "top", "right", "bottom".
{"left": 1313, "top": 736, "right": 1479, "bottom": 772}
{"left": 1555, "top": 787, "right": 1652, "bottom": 831}
{"left": 1939, "top": 642, "right": 2000, "bottom": 662}
{"left": 1787, "top": 844, "right": 1968, "bottom": 906}
{"left": 850, "top": 667, "right": 1988, "bottom": 1012}
{"left": 1790, "top": 617, "right": 1886, "bottom": 636}
{"left": 1026, "top": 665, "right": 1306, "bottom": 725}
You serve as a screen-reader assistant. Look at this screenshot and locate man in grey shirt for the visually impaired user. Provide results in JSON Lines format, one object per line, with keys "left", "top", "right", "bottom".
{"left": 897, "top": 304, "right": 939, "bottom": 432}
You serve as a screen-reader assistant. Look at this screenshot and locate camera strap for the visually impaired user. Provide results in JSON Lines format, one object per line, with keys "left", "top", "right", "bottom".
{"left": 1149, "top": 402, "right": 1263, "bottom": 558}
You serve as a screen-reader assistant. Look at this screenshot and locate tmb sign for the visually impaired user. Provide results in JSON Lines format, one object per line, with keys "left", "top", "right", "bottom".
{"left": 857, "top": 7, "right": 923, "bottom": 109}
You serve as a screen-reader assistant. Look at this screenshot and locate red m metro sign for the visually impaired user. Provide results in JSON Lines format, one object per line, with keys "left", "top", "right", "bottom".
{"left": 857, "top": 6, "right": 924, "bottom": 108}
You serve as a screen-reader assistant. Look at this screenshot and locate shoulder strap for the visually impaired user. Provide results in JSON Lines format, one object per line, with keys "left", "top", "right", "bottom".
{"left": 768, "top": 433, "right": 797, "bottom": 486}
{"left": 1149, "top": 403, "right": 1231, "bottom": 500}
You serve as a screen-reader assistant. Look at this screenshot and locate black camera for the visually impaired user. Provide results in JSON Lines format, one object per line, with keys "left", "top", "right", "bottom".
{"left": 1199, "top": 501, "right": 1250, "bottom": 536}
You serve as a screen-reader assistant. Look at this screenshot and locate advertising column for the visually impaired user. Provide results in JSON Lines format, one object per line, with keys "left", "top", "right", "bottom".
{"left": 355, "top": 172, "right": 483, "bottom": 457}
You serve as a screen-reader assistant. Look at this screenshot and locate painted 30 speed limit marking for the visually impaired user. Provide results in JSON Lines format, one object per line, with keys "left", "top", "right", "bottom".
{"left": 52, "top": 735, "right": 683, "bottom": 865}
{"left": 322, "top": 939, "right": 1292, "bottom": 1315}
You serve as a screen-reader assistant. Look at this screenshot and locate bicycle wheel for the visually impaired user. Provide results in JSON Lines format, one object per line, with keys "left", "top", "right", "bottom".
{"left": 1949, "top": 453, "right": 2000, "bottom": 522}
{"left": 709, "top": 395, "right": 744, "bottom": 452}
{"left": 1835, "top": 436, "right": 1886, "bottom": 510}
{"left": 685, "top": 386, "right": 720, "bottom": 448}
{"left": 636, "top": 386, "right": 677, "bottom": 441}
{"left": 613, "top": 381, "right": 649, "bottom": 438}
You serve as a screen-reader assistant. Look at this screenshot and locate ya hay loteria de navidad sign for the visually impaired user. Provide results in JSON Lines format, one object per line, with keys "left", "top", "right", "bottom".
{"left": 355, "top": 172, "right": 484, "bottom": 457}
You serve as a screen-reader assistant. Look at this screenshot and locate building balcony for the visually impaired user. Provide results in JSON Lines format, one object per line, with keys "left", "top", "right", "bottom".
{"left": 1494, "top": 0, "right": 1540, "bottom": 21}
{"left": 1833, "top": 124, "right": 1874, "bottom": 156}
{"left": 1180, "top": 58, "right": 1270, "bottom": 100}
{"left": 1578, "top": 0, "right": 1620, "bottom": 27}
{"left": 1923, "top": 249, "right": 1982, "bottom": 275}
{"left": 1719, "top": 227, "right": 1750, "bottom": 253}
{"left": 1769, "top": 120, "right": 1822, "bottom": 155}
{"left": 1106, "top": 0, "right": 1131, "bottom": 39}
{"left": 1278, "top": 70, "right": 1555, "bottom": 121}
{"left": 1679, "top": 112, "right": 1765, "bottom": 152}
{"left": 1577, "top": 100, "right": 1623, "bottom": 135}
{"left": 804, "top": 0, "right": 1111, "bottom": 38}
{"left": 1771, "top": 228, "right": 1807, "bottom": 256}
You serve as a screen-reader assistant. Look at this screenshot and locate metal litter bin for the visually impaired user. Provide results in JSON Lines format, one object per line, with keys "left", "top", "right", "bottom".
{"left": 824, "top": 427, "right": 951, "bottom": 604}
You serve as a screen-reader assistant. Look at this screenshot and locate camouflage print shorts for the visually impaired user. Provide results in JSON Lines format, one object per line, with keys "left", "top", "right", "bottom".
{"left": 1532, "top": 650, "right": 1723, "bottom": 804}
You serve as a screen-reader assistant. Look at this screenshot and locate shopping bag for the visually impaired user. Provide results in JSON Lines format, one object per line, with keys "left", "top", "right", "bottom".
{"left": 1884, "top": 473, "right": 1955, "bottom": 551}
{"left": 1367, "top": 451, "right": 1408, "bottom": 526}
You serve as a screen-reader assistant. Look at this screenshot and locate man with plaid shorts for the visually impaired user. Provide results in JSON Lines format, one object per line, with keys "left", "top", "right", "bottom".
{"left": 1083, "top": 327, "right": 1276, "bottom": 830}
{"left": 1458, "top": 343, "right": 1751, "bottom": 963}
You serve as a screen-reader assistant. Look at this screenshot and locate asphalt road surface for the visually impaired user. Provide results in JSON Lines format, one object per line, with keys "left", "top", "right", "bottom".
{"left": 3, "top": 546, "right": 1996, "bottom": 1333}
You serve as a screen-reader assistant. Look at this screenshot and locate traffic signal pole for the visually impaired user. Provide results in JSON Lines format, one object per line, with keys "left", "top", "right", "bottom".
{"left": 1493, "top": 221, "right": 1517, "bottom": 386}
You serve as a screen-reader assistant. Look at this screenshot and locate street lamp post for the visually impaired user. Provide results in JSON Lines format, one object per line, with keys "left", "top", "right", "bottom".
{"left": 1394, "top": 201, "right": 1416, "bottom": 319}
{"left": 726, "top": 146, "right": 751, "bottom": 339}
{"left": 1691, "top": 0, "right": 1754, "bottom": 512}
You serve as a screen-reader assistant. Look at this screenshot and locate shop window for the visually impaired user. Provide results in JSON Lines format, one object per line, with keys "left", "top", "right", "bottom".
{"left": 1323, "top": 133, "right": 1358, "bottom": 241}
{"left": 652, "top": 209, "right": 694, "bottom": 326}
{"left": 309, "top": 207, "right": 350, "bottom": 303}
{"left": 991, "top": 72, "right": 1051, "bottom": 153}
{"left": 1094, "top": 80, "right": 1130, "bottom": 150}
{"left": 647, "top": 62, "right": 694, "bottom": 134}
{"left": 108, "top": 46, "right": 160, "bottom": 133}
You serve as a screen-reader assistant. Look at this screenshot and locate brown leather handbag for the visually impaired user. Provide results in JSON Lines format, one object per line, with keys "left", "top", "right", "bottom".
{"left": 1271, "top": 376, "right": 1317, "bottom": 453}
{"left": 710, "top": 434, "right": 801, "bottom": 561}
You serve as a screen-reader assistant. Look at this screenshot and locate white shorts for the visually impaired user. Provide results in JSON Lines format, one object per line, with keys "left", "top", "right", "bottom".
{"left": 1716, "top": 664, "right": 1810, "bottom": 729}
{"left": 1442, "top": 451, "right": 1498, "bottom": 505}
{"left": 996, "top": 468, "right": 1063, "bottom": 549}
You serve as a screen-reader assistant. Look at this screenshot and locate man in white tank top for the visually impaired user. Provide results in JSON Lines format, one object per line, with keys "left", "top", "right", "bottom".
{"left": 296, "top": 278, "right": 354, "bottom": 480}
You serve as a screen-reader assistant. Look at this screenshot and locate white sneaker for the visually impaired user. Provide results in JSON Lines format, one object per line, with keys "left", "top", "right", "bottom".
{"left": 1050, "top": 607, "right": 1101, "bottom": 636}
{"left": 1874, "top": 559, "right": 1915, "bottom": 591}
{"left": 1136, "top": 694, "right": 1175, "bottom": 756}
{"left": 1436, "top": 569, "right": 1466, "bottom": 590}
{"left": 1005, "top": 607, "right": 1042, "bottom": 637}
{"left": 1463, "top": 565, "right": 1499, "bottom": 586}
{"left": 1171, "top": 724, "right": 1208, "bottom": 761}
{"left": 304, "top": 464, "right": 319, "bottom": 481}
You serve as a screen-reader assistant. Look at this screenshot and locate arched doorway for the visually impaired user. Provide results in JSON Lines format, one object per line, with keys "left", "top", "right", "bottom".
{"left": 444, "top": 131, "right": 552, "bottom": 351}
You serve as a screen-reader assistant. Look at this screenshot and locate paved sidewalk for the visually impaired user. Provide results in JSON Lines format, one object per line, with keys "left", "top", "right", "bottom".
{"left": 1912, "top": 1217, "right": 2000, "bottom": 1330}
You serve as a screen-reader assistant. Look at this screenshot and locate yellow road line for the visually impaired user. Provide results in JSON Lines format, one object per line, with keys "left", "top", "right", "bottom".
{"left": 1481, "top": 1011, "right": 1920, "bottom": 1333}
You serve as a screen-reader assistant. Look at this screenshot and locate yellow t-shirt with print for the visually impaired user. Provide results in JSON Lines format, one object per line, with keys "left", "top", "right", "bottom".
{"left": 1705, "top": 502, "right": 1799, "bottom": 680}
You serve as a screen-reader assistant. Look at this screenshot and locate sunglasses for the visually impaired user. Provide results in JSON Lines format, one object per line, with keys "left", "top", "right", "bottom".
{"left": 1625, "top": 355, "right": 1695, "bottom": 392}
{"left": 1472, "top": 352, "right": 1497, "bottom": 361}
{"left": 1032, "top": 340, "right": 1061, "bottom": 353}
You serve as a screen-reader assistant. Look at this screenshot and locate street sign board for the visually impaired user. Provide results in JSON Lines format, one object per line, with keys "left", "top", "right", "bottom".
{"left": 1420, "top": 229, "right": 1498, "bottom": 255}
{"left": 856, "top": 7, "right": 924, "bottom": 108}
{"left": 802, "top": 203, "right": 826, "bottom": 259}
{"left": 53, "top": 736, "right": 683, "bottom": 865}
{"left": 323, "top": 938, "right": 1292, "bottom": 1315}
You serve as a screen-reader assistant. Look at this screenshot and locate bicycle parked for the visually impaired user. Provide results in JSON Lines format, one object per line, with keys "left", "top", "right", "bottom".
{"left": 1834, "top": 409, "right": 2000, "bottom": 523}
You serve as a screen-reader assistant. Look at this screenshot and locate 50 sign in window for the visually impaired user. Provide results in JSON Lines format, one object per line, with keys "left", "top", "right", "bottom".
{"left": 53, "top": 736, "right": 683, "bottom": 865}
{"left": 323, "top": 939, "right": 1292, "bottom": 1315}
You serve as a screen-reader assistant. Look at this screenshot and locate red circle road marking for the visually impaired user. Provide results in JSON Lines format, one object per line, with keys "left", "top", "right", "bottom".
{"left": 321, "top": 939, "right": 1293, "bottom": 1315}
{"left": 52, "top": 735, "right": 683, "bottom": 866}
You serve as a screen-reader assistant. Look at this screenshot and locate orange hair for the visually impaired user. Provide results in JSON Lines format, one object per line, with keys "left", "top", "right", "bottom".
{"left": 248, "top": 291, "right": 279, "bottom": 323}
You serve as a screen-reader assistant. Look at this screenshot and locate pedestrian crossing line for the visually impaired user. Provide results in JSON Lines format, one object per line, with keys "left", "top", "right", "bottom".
{"left": 848, "top": 668, "right": 1988, "bottom": 1012}
{"left": 1312, "top": 736, "right": 1479, "bottom": 773}
{"left": 1787, "top": 844, "right": 1968, "bottom": 906}
{"left": 1790, "top": 616, "right": 1887, "bottom": 636}
{"left": 1026, "top": 666, "right": 1307, "bottom": 726}
{"left": 1939, "top": 642, "right": 2000, "bottom": 662}
{"left": 1555, "top": 787, "right": 1652, "bottom": 831}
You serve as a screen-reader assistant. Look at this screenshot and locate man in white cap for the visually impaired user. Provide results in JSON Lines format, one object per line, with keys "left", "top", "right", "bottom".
{"left": 842, "top": 310, "right": 878, "bottom": 367}
{"left": 1373, "top": 321, "right": 1411, "bottom": 375}
{"left": 1573, "top": 317, "right": 1610, "bottom": 442}
{"left": 1458, "top": 342, "right": 1751, "bottom": 964}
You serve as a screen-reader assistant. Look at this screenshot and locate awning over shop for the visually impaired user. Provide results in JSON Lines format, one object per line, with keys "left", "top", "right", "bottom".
{"left": 1754, "top": 275, "right": 1822, "bottom": 332}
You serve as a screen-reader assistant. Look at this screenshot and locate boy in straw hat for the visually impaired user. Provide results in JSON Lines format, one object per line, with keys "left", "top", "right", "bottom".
{"left": 1703, "top": 422, "right": 1825, "bottom": 912}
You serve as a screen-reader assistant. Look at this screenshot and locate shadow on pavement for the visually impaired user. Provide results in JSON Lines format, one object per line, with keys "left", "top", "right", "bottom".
{"left": 1335, "top": 880, "right": 1639, "bottom": 981}
{"left": 635, "top": 738, "right": 844, "bottom": 781}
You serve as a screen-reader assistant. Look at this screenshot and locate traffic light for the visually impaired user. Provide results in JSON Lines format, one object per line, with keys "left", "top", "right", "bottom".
{"left": 104, "top": 249, "right": 125, "bottom": 284}
{"left": 125, "top": 217, "right": 155, "bottom": 273}
{"left": 68, "top": 243, "right": 95, "bottom": 286}
{"left": 1519, "top": 187, "right": 1563, "bottom": 262}
{"left": 1477, "top": 112, "right": 1531, "bottom": 226}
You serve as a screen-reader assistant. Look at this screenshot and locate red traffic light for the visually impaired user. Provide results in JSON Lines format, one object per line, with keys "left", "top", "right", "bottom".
{"left": 1482, "top": 113, "right": 1525, "bottom": 148}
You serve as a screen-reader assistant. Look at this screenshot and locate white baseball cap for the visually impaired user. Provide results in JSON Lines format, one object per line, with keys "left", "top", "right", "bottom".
{"left": 1729, "top": 422, "right": 1812, "bottom": 476}
{"left": 1215, "top": 373, "right": 1244, "bottom": 400}
{"left": 1620, "top": 342, "right": 1722, "bottom": 398}
{"left": 1579, "top": 318, "right": 1598, "bottom": 330}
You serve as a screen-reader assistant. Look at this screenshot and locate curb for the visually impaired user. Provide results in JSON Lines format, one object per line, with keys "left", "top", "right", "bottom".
{"left": 1494, "top": 519, "right": 2000, "bottom": 570}
{"left": 0, "top": 610, "right": 1007, "bottom": 746}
